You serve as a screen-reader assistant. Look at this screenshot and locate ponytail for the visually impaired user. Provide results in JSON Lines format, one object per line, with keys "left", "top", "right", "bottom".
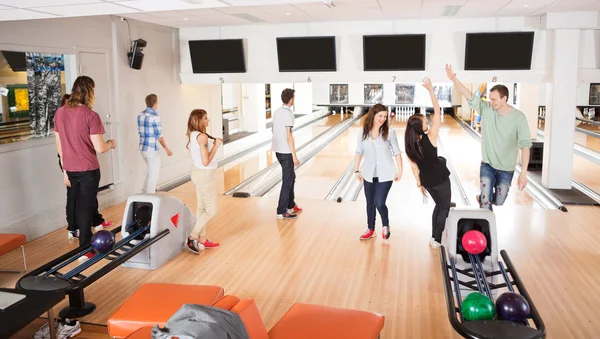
{"left": 404, "top": 115, "right": 426, "bottom": 164}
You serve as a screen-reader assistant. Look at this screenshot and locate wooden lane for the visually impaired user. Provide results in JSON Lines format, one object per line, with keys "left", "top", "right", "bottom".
{"left": 217, "top": 114, "right": 353, "bottom": 193}
{"left": 572, "top": 155, "right": 600, "bottom": 193}
{"left": 536, "top": 119, "right": 600, "bottom": 194}
{"left": 4, "top": 191, "right": 600, "bottom": 338}
{"left": 263, "top": 118, "right": 363, "bottom": 200}
{"left": 539, "top": 119, "right": 600, "bottom": 153}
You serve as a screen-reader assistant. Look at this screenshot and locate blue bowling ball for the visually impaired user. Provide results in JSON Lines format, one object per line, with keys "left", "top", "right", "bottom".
{"left": 91, "top": 230, "right": 115, "bottom": 254}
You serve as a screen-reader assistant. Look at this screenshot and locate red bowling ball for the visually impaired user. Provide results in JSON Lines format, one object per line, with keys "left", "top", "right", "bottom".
{"left": 461, "top": 230, "right": 487, "bottom": 255}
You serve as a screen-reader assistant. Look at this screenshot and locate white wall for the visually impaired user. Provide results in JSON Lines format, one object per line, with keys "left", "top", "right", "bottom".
{"left": 221, "top": 83, "right": 239, "bottom": 110}
{"left": 179, "top": 17, "right": 564, "bottom": 84}
{"left": 0, "top": 16, "right": 219, "bottom": 241}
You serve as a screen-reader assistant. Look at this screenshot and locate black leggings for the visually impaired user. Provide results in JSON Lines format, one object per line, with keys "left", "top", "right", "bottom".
{"left": 425, "top": 178, "right": 451, "bottom": 242}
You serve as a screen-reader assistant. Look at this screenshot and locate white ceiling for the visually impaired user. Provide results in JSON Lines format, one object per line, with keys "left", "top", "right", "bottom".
{"left": 0, "top": 0, "right": 598, "bottom": 27}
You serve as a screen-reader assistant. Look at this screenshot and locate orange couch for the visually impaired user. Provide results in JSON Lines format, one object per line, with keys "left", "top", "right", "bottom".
{"left": 0, "top": 233, "right": 26, "bottom": 273}
{"left": 109, "top": 284, "right": 384, "bottom": 339}
{"left": 107, "top": 283, "right": 225, "bottom": 338}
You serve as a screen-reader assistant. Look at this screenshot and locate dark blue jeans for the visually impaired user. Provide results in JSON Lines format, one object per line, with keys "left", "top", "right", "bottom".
{"left": 363, "top": 177, "right": 393, "bottom": 230}
{"left": 479, "top": 163, "right": 514, "bottom": 211}
{"left": 276, "top": 153, "right": 296, "bottom": 215}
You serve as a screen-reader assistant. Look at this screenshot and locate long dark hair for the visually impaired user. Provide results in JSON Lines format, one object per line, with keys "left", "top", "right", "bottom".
{"left": 362, "top": 104, "right": 389, "bottom": 141}
{"left": 67, "top": 76, "right": 95, "bottom": 108}
{"left": 404, "top": 114, "right": 426, "bottom": 164}
{"left": 186, "top": 109, "right": 215, "bottom": 149}
{"left": 60, "top": 94, "right": 70, "bottom": 107}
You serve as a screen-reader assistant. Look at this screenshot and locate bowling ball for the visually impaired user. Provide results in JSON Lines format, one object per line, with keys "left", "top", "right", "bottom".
{"left": 461, "top": 230, "right": 487, "bottom": 255}
{"left": 91, "top": 230, "right": 115, "bottom": 254}
{"left": 390, "top": 112, "right": 396, "bottom": 117}
{"left": 461, "top": 292, "right": 495, "bottom": 321}
{"left": 496, "top": 292, "right": 530, "bottom": 322}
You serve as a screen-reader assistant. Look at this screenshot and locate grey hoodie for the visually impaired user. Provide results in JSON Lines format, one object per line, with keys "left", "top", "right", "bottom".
{"left": 151, "top": 304, "right": 249, "bottom": 339}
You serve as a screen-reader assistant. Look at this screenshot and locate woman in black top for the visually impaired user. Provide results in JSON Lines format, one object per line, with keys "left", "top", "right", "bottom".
{"left": 404, "top": 77, "right": 451, "bottom": 248}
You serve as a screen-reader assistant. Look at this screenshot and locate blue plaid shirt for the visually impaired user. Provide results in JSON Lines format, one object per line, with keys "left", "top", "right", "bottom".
{"left": 137, "top": 107, "right": 163, "bottom": 152}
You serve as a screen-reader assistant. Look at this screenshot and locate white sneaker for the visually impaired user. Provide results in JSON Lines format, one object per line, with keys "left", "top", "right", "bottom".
{"left": 33, "top": 320, "right": 57, "bottom": 339}
{"left": 429, "top": 238, "right": 435, "bottom": 246}
{"left": 56, "top": 319, "right": 81, "bottom": 339}
{"left": 430, "top": 241, "right": 441, "bottom": 249}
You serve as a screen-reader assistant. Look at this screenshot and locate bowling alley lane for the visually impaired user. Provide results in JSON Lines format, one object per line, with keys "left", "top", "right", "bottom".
{"left": 168, "top": 113, "right": 354, "bottom": 195}
{"left": 263, "top": 116, "right": 364, "bottom": 200}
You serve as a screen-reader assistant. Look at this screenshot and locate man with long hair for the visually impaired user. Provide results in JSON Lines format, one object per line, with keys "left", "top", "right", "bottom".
{"left": 57, "top": 94, "right": 113, "bottom": 241}
{"left": 53, "top": 76, "right": 116, "bottom": 260}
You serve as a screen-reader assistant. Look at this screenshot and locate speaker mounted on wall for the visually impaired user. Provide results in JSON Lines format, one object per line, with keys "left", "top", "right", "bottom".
{"left": 128, "top": 38, "right": 147, "bottom": 70}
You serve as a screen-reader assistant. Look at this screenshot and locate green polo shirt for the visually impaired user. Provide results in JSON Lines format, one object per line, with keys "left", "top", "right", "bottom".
{"left": 468, "top": 95, "right": 532, "bottom": 172}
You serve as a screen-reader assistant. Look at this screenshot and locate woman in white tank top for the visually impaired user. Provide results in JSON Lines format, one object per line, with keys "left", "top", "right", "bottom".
{"left": 185, "top": 109, "right": 222, "bottom": 253}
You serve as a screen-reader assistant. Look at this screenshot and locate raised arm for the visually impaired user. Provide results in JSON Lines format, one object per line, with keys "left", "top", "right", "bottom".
{"left": 445, "top": 64, "right": 472, "bottom": 100}
{"left": 422, "top": 77, "right": 441, "bottom": 146}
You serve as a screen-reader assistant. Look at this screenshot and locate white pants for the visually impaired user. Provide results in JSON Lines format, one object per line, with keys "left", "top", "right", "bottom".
{"left": 141, "top": 151, "right": 161, "bottom": 194}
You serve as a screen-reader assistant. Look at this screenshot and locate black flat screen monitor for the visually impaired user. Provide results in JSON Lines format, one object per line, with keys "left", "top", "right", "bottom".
{"left": 276, "top": 36, "right": 336, "bottom": 72}
{"left": 464, "top": 32, "right": 535, "bottom": 70}
{"left": 363, "top": 34, "right": 426, "bottom": 71}
{"left": 2, "top": 51, "right": 26, "bottom": 72}
{"left": 188, "top": 39, "right": 246, "bottom": 73}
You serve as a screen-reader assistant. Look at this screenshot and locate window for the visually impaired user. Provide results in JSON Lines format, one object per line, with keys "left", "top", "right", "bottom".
{"left": 0, "top": 50, "right": 74, "bottom": 145}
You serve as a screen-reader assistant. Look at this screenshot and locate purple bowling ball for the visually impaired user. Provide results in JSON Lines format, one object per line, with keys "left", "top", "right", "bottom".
{"left": 91, "top": 230, "right": 115, "bottom": 254}
{"left": 496, "top": 292, "right": 530, "bottom": 322}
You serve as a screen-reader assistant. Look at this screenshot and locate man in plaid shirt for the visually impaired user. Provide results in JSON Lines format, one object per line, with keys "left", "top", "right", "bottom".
{"left": 137, "top": 94, "right": 172, "bottom": 193}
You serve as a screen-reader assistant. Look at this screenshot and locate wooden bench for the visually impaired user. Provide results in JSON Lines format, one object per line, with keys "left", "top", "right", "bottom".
{"left": 0, "top": 233, "right": 27, "bottom": 273}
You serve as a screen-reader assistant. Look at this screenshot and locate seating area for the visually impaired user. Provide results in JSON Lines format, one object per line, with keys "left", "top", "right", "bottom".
{"left": 0, "top": 233, "right": 27, "bottom": 273}
{"left": 108, "top": 283, "right": 385, "bottom": 339}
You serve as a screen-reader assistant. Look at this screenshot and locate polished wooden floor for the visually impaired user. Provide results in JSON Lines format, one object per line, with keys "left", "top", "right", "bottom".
{"left": 538, "top": 119, "right": 600, "bottom": 193}
{"left": 3, "top": 114, "right": 600, "bottom": 339}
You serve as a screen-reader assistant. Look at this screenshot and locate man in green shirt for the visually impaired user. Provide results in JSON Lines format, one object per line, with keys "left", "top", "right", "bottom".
{"left": 446, "top": 64, "right": 532, "bottom": 210}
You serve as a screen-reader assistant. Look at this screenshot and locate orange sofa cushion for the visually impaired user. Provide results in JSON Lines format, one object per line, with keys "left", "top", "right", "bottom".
{"left": 107, "top": 283, "right": 224, "bottom": 338}
{"left": 124, "top": 297, "right": 267, "bottom": 339}
{"left": 267, "top": 303, "right": 385, "bottom": 339}
{"left": 124, "top": 327, "right": 152, "bottom": 339}
{"left": 0, "top": 234, "right": 25, "bottom": 257}
{"left": 231, "top": 299, "right": 269, "bottom": 339}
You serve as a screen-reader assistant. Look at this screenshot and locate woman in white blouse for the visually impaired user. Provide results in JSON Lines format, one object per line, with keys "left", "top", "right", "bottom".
{"left": 355, "top": 104, "right": 403, "bottom": 241}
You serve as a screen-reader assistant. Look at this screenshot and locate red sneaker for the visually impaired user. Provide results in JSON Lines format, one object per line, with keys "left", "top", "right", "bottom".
{"left": 201, "top": 239, "right": 220, "bottom": 249}
{"left": 94, "top": 221, "right": 114, "bottom": 231}
{"left": 359, "top": 229, "right": 375, "bottom": 240}
{"left": 292, "top": 205, "right": 303, "bottom": 213}
{"left": 78, "top": 251, "right": 96, "bottom": 262}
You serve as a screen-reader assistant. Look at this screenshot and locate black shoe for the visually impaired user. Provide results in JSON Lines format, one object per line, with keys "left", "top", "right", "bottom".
{"left": 186, "top": 238, "right": 202, "bottom": 254}
{"left": 277, "top": 212, "right": 297, "bottom": 219}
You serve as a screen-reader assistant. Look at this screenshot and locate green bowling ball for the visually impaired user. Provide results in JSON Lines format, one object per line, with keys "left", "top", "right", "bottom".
{"left": 461, "top": 292, "right": 495, "bottom": 321}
